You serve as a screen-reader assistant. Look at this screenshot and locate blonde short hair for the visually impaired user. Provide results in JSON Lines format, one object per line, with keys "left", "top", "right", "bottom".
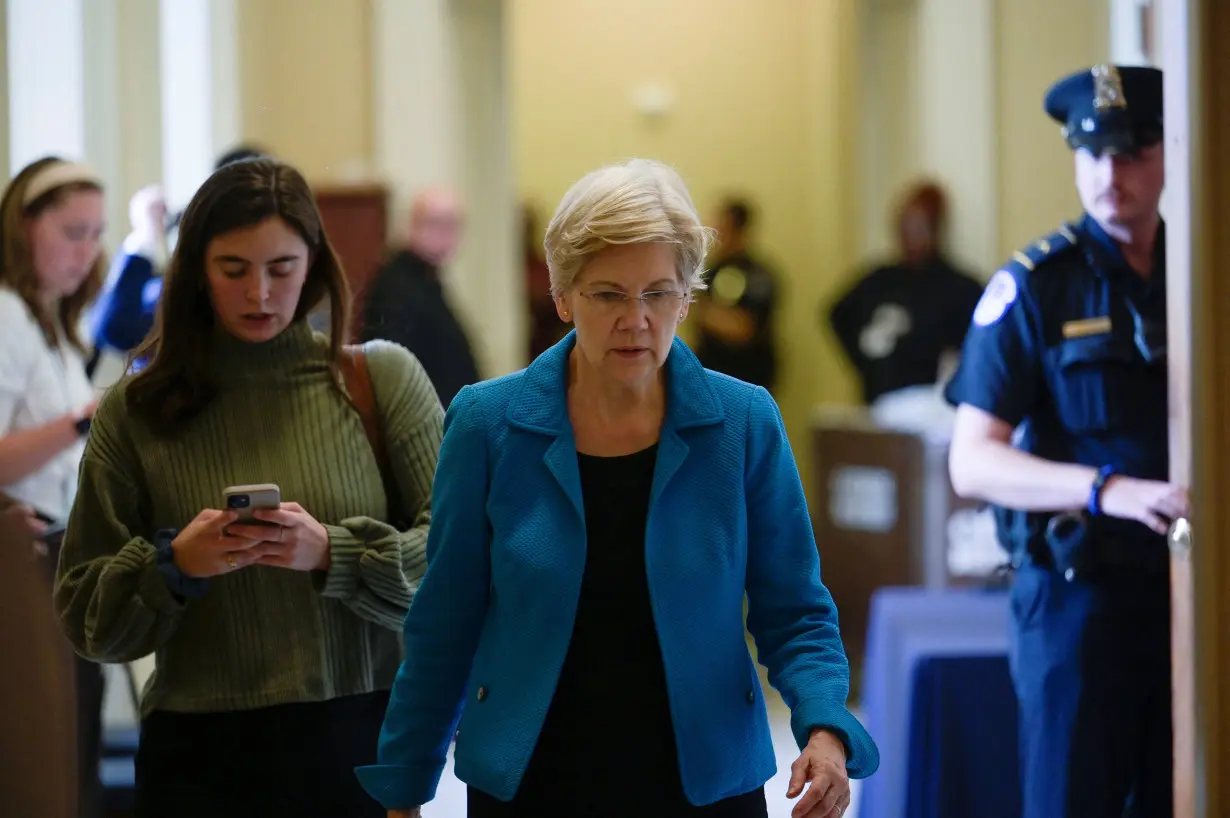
{"left": 544, "top": 159, "right": 714, "bottom": 296}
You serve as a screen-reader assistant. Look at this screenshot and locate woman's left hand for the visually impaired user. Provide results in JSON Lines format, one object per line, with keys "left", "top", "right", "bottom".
{"left": 228, "top": 502, "right": 331, "bottom": 572}
{"left": 787, "top": 729, "right": 851, "bottom": 818}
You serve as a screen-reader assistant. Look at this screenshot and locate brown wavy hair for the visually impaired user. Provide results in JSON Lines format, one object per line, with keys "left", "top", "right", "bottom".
{"left": 0, "top": 156, "right": 106, "bottom": 353}
{"left": 126, "top": 158, "right": 351, "bottom": 435}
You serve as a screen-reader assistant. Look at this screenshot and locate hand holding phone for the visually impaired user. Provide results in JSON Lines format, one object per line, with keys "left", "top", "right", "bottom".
{"left": 171, "top": 507, "right": 270, "bottom": 579}
{"left": 225, "top": 499, "right": 333, "bottom": 574}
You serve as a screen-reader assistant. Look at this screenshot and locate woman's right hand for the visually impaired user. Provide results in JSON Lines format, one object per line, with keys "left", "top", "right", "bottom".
{"left": 171, "top": 509, "right": 268, "bottom": 578}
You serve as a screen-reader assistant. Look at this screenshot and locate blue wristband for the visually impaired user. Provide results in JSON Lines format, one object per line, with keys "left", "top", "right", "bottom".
{"left": 154, "top": 529, "right": 209, "bottom": 599}
{"left": 1087, "top": 466, "right": 1116, "bottom": 516}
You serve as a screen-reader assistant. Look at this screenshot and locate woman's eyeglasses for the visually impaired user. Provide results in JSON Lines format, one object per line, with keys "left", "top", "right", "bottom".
{"left": 577, "top": 289, "right": 686, "bottom": 316}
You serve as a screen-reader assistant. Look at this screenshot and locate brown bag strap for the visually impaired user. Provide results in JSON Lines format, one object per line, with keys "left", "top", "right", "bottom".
{"left": 340, "top": 345, "right": 403, "bottom": 523}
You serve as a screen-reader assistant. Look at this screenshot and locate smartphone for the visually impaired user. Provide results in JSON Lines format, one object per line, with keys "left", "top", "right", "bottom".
{"left": 222, "top": 484, "right": 282, "bottom": 525}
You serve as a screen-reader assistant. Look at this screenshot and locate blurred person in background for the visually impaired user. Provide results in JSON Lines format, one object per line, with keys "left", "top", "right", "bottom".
{"left": 357, "top": 159, "right": 877, "bottom": 818}
{"left": 524, "top": 202, "right": 566, "bottom": 358}
{"left": 55, "top": 158, "right": 442, "bottom": 818}
{"left": 826, "top": 181, "right": 983, "bottom": 406}
{"left": 692, "top": 197, "right": 780, "bottom": 393}
{"left": 946, "top": 65, "right": 1178, "bottom": 818}
{"left": 89, "top": 143, "right": 271, "bottom": 385}
{"left": 361, "top": 185, "right": 480, "bottom": 408}
{"left": 0, "top": 156, "right": 107, "bottom": 818}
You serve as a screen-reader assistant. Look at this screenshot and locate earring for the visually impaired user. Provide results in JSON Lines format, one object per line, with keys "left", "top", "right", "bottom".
{"left": 562, "top": 310, "right": 569, "bottom": 318}
{"left": 679, "top": 312, "right": 685, "bottom": 319}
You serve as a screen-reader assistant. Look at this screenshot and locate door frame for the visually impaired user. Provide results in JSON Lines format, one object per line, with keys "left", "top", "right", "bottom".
{"left": 1163, "top": 0, "right": 1230, "bottom": 815}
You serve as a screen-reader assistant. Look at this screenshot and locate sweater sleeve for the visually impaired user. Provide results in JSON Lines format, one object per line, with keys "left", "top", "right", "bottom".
{"left": 53, "top": 387, "right": 189, "bottom": 664}
{"left": 317, "top": 341, "right": 444, "bottom": 631}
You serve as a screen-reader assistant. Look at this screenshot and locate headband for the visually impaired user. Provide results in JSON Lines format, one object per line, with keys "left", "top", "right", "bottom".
{"left": 22, "top": 161, "right": 103, "bottom": 208}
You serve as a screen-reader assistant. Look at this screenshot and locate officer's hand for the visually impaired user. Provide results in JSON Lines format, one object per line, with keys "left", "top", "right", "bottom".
{"left": 1099, "top": 477, "right": 1189, "bottom": 534}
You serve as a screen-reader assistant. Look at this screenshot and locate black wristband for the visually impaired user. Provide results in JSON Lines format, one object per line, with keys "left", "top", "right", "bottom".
{"left": 154, "top": 529, "right": 209, "bottom": 599}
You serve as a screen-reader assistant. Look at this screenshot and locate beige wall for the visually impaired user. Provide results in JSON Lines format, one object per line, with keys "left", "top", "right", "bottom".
{"left": 237, "top": 0, "right": 374, "bottom": 185}
{"left": 996, "top": 0, "right": 1108, "bottom": 259}
{"left": 229, "top": 0, "right": 1109, "bottom": 493}
{"left": 511, "top": 0, "right": 863, "bottom": 490}
{"left": 860, "top": 0, "right": 1109, "bottom": 272}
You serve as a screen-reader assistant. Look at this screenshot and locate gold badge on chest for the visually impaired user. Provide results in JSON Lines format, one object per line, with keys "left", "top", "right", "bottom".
{"left": 1061, "top": 316, "right": 1113, "bottom": 338}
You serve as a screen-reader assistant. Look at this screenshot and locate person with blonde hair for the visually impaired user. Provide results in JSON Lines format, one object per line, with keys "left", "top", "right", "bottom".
{"left": 358, "top": 159, "right": 877, "bottom": 818}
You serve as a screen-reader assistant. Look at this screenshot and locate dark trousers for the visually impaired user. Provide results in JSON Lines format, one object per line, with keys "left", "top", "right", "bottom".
{"left": 1009, "top": 563, "right": 1173, "bottom": 818}
{"left": 466, "top": 784, "right": 769, "bottom": 817}
{"left": 134, "top": 691, "right": 388, "bottom": 818}
{"left": 75, "top": 658, "right": 105, "bottom": 818}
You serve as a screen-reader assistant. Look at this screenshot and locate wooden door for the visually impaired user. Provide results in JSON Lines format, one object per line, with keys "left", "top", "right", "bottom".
{"left": 1162, "top": 0, "right": 1230, "bottom": 814}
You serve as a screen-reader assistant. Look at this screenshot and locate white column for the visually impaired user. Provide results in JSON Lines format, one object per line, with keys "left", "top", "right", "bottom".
{"left": 0, "top": 0, "right": 10, "bottom": 187}
{"left": 450, "top": 0, "right": 521, "bottom": 377}
{"left": 158, "top": 0, "right": 241, "bottom": 212}
{"left": 857, "top": 0, "right": 922, "bottom": 260}
{"left": 371, "top": 0, "right": 521, "bottom": 377}
{"left": 6, "top": 0, "right": 145, "bottom": 249}
{"left": 1110, "top": 0, "right": 1161, "bottom": 67}
{"left": 371, "top": 0, "right": 460, "bottom": 222}
{"left": 7, "top": 0, "right": 86, "bottom": 172}
{"left": 913, "top": 0, "right": 999, "bottom": 275}
{"left": 81, "top": 0, "right": 124, "bottom": 249}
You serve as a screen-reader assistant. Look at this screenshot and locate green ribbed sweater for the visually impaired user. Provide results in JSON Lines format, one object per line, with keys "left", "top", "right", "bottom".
{"left": 54, "top": 322, "right": 443, "bottom": 716}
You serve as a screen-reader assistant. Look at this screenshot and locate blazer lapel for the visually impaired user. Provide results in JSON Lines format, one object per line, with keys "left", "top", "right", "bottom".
{"left": 507, "top": 333, "right": 585, "bottom": 521}
{"left": 506, "top": 333, "right": 726, "bottom": 519}
{"left": 543, "top": 431, "right": 585, "bottom": 520}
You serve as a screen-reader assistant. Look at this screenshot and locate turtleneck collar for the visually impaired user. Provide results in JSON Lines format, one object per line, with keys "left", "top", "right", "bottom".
{"left": 205, "top": 319, "right": 331, "bottom": 383}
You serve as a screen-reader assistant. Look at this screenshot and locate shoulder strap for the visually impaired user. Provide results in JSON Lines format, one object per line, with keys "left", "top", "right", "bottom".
{"left": 340, "top": 345, "right": 404, "bottom": 524}
{"left": 1004, "top": 221, "right": 1080, "bottom": 275}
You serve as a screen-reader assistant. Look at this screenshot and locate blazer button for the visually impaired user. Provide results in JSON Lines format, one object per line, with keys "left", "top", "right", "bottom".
{"left": 477, "top": 686, "right": 488, "bottom": 702}
{"left": 746, "top": 689, "right": 756, "bottom": 704}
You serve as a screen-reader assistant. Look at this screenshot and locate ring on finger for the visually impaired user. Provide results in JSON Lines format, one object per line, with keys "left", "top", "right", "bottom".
{"left": 225, "top": 553, "right": 237, "bottom": 570}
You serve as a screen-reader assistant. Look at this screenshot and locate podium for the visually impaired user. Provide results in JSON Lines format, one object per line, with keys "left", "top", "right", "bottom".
{"left": 313, "top": 184, "right": 390, "bottom": 337}
{"left": 810, "top": 408, "right": 987, "bottom": 673}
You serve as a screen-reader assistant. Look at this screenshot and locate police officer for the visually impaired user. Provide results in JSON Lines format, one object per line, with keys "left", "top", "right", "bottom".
{"left": 693, "top": 198, "right": 779, "bottom": 392}
{"left": 945, "top": 64, "right": 1186, "bottom": 818}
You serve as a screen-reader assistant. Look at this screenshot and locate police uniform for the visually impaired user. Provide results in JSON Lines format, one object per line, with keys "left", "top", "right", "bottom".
{"left": 944, "top": 65, "right": 1171, "bottom": 818}
{"left": 695, "top": 252, "right": 778, "bottom": 391}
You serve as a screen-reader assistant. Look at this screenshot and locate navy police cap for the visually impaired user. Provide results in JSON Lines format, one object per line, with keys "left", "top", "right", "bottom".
{"left": 1044, "top": 65, "right": 1163, "bottom": 156}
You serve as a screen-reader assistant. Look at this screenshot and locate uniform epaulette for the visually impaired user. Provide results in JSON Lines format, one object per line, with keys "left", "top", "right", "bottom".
{"left": 1001, "top": 222, "right": 1080, "bottom": 276}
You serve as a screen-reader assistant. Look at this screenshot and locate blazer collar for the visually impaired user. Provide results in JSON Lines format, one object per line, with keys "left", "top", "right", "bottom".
{"left": 506, "top": 331, "right": 724, "bottom": 435}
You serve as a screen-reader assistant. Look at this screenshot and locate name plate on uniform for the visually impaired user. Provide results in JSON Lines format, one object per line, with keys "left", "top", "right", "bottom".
{"left": 1062, "top": 316, "right": 1112, "bottom": 338}
{"left": 828, "top": 466, "right": 898, "bottom": 533}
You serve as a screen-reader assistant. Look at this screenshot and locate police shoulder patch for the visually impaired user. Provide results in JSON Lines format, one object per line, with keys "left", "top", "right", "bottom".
{"left": 972, "top": 269, "right": 1019, "bottom": 327}
{"left": 972, "top": 222, "right": 1080, "bottom": 327}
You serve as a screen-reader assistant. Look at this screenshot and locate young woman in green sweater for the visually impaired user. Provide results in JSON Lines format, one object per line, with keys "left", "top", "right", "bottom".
{"left": 54, "top": 159, "right": 444, "bottom": 818}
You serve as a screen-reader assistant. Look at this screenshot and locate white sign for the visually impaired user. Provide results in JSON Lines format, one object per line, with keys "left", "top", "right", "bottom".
{"left": 828, "top": 466, "right": 898, "bottom": 533}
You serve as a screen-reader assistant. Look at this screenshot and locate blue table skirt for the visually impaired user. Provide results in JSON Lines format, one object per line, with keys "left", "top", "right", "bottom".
{"left": 906, "top": 654, "right": 1021, "bottom": 818}
{"left": 858, "top": 588, "right": 1013, "bottom": 818}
